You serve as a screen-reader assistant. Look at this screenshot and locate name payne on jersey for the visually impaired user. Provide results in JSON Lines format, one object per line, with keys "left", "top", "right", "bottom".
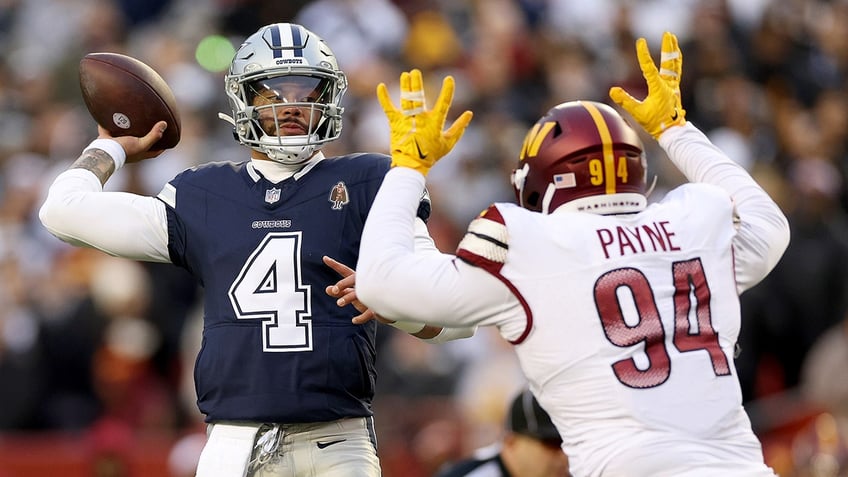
{"left": 595, "top": 220, "right": 681, "bottom": 259}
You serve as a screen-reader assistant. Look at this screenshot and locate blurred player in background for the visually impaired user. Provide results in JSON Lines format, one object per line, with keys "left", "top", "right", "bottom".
{"left": 435, "top": 387, "right": 571, "bottom": 477}
{"left": 39, "top": 22, "right": 474, "bottom": 477}
{"left": 349, "top": 32, "right": 790, "bottom": 476}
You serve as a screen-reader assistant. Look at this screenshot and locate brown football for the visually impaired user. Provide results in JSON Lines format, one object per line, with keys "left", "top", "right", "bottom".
{"left": 79, "top": 52, "right": 181, "bottom": 150}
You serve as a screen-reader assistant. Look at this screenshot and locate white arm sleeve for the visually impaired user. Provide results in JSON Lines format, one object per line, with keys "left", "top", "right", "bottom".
{"left": 659, "top": 123, "right": 790, "bottom": 292}
{"left": 39, "top": 169, "right": 171, "bottom": 262}
{"left": 413, "top": 217, "right": 439, "bottom": 254}
{"left": 382, "top": 214, "right": 479, "bottom": 341}
{"left": 357, "top": 167, "right": 520, "bottom": 329}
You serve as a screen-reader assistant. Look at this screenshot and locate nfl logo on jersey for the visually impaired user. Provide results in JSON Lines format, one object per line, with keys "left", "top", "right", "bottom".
{"left": 265, "top": 187, "right": 281, "bottom": 204}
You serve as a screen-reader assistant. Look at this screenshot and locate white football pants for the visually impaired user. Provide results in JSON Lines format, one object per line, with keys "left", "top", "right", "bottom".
{"left": 195, "top": 417, "right": 381, "bottom": 477}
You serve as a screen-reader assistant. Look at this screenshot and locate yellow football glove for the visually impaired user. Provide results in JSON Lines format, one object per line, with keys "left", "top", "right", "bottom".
{"left": 377, "top": 69, "right": 473, "bottom": 176}
{"left": 609, "top": 31, "right": 686, "bottom": 139}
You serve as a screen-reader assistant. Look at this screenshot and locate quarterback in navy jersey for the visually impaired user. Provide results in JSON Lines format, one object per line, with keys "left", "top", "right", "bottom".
{"left": 40, "top": 23, "right": 474, "bottom": 477}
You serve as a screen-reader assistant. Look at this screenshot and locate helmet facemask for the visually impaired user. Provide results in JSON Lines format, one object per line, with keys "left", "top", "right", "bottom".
{"left": 236, "top": 74, "right": 341, "bottom": 163}
{"left": 221, "top": 23, "right": 348, "bottom": 165}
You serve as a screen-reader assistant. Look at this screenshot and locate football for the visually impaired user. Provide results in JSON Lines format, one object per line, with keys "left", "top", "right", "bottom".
{"left": 79, "top": 52, "right": 181, "bottom": 150}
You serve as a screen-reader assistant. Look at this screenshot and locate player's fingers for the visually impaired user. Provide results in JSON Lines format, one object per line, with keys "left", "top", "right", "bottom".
{"left": 348, "top": 299, "right": 370, "bottom": 315}
{"left": 399, "top": 70, "right": 411, "bottom": 111}
{"left": 659, "top": 32, "right": 681, "bottom": 82}
{"left": 443, "top": 110, "right": 474, "bottom": 148}
{"left": 149, "top": 121, "right": 168, "bottom": 138}
{"left": 126, "top": 121, "right": 167, "bottom": 156}
{"left": 322, "top": 255, "right": 354, "bottom": 278}
{"left": 138, "top": 121, "right": 167, "bottom": 148}
{"left": 608, "top": 86, "right": 639, "bottom": 110}
{"left": 376, "top": 83, "right": 398, "bottom": 115}
{"left": 325, "top": 276, "right": 354, "bottom": 296}
{"left": 401, "top": 69, "right": 425, "bottom": 116}
{"left": 635, "top": 38, "right": 660, "bottom": 84}
{"left": 410, "top": 69, "right": 425, "bottom": 108}
{"left": 351, "top": 309, "right": 377, "bottom": 325}
{"left": 335, "top": 288, "right": 359, "bottom": 307}
{"left": 433, "top": 75, "right": 455, "bottom": 121}
{"left": 326, "top": 275, "right": 355, "bottom": 297}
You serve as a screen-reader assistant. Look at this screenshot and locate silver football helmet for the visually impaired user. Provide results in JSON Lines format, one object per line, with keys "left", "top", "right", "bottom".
{"left": 220, "top": 23, "right": 348, "bottom": 165}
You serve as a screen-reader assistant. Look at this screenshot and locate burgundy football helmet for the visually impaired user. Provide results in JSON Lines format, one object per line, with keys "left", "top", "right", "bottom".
{"left": 511, "top": 100, "right": 647, "bottom": 214}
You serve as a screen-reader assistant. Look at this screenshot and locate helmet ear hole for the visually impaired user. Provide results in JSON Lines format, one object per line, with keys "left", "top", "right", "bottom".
{"left": 552, "top": 122, "right": 563, "bottom": 138}
{"left": 527, "top": 192, "right": 540, "bottom": 208}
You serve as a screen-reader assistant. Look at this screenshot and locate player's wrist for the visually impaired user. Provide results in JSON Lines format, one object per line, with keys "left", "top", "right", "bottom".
{"left": 390, "top": 153, "right": 430, "bottom": 176}
{"left": 85, "top": 138, "right": 127, "bottom": 170}
{"left": 655, "top": 119, "right": 687, "bottom": 139}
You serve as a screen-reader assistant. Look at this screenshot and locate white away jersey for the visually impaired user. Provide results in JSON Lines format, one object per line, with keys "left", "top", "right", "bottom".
{"left": 357, "top": 124, "right": 788, "bottom": 477}
{"left": 456, "top": 183, "right": 776, "bottom": 477}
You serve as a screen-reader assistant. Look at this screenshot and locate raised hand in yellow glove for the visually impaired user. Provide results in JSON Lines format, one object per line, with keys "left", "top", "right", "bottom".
{"left": 377, "top": 69, "right": 473, "bottom": 176}
{"left": 609, "top": 31, "right": 686, "bottom": 139}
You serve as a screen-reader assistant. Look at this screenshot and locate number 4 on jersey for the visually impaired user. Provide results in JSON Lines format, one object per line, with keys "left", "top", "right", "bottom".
{"left": 229, "top": 232, "right": 313, "bottom": 352}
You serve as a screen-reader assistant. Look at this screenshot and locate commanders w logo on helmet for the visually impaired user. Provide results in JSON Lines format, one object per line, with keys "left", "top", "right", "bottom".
{"left": 512, "top": 100, "right": 647, "bottom": 215}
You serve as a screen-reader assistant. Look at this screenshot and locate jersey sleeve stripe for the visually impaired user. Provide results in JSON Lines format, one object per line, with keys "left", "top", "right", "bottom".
{"left": 457, "top": 232, "right": 508, "bottom": 263}
{"left": 456, "top": 212, "right": 509, "bottom": 266}
{"left": 456, "top": 203, "right": 533, "bottom": 344}
{"left": 455, "top": 249, "right": 534, "bottom": 345}
{"left": 157, "top": 183, "right": 177, "bottom": 208}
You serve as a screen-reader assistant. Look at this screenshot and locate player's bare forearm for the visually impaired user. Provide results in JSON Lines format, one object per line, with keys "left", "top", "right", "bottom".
{"left": 70, "top": 148, "right": 116, "bottom": 186}
{"left": 349, "top": 310, "right": 442, "bottom": 340}
{"left": 412, "top": 325, "right": 443, "bottom": 339}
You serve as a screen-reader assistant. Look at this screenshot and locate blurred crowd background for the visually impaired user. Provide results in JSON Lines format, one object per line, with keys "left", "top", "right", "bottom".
{"left": 1, "top": 0, "right": 848, "bottom": 475}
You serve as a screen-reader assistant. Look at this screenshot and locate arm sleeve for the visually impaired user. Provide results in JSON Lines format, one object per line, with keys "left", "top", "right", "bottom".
{"left": 413, "top": 217, "right": 439, "bottom": 254}
{"left": 357, "top": 167, "right": 520, "bottom": 328}
{"left": 658, "top": 122, "right": 790, "bottom": 292}
{"left": 381, "top": 214, "right": 479, "bottom": 341}
{"left": 38, "top": 169, "right": 171, "bottom": 262}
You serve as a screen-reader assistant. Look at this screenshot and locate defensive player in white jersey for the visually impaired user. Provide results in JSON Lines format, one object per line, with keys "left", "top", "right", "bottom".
{"left": 348, "top": 32, "right": 789, "bottom": 476}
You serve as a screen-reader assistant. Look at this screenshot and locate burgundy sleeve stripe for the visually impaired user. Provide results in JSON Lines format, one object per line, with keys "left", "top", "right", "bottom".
{"left": 457, "top": 248, "right": 503, "bottom": 274}
{"left": 455, "top": 250, "right": 534, "bottom": 345}
{"left": 457, "top": 232, "right": 507, "bottom": 264}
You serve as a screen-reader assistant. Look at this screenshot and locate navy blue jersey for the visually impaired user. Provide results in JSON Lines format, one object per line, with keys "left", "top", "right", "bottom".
{"left": 161, "top": 153, "right": 394, "bottom": 423}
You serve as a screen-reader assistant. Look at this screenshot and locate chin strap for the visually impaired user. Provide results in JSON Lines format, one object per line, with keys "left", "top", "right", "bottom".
{"left": 218, "top": 112, "right": 236, "bottom": 126}
{"left": 218, "top": 113, "right": 240, "bottom": 143}
{"left": 645, "top": 175, "right": 658, "bottom": 199}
